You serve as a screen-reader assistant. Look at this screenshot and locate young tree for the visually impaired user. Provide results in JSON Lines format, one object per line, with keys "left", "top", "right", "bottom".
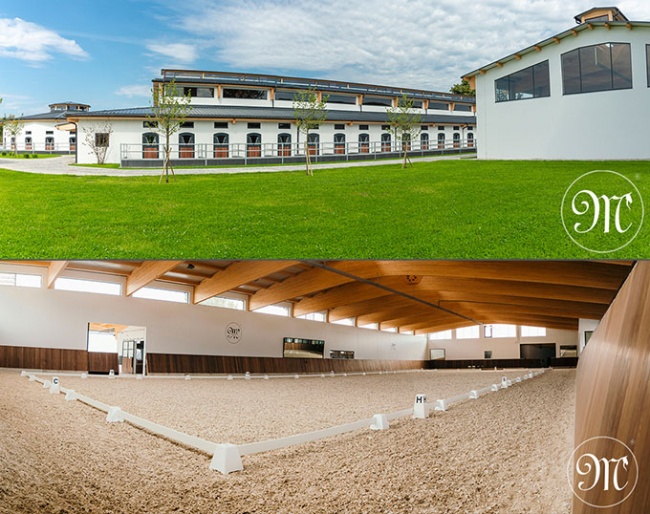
{"left": 82, "top": 122, "right": 113, "bottom": 164}
{"left": 149, "top": 80, "right": 192, "bottom": 183}
{"left": 386, "top": 95, "right": 421, "bottom": 169}
{"left": 2, "top": 115, "right": 25, "bottom": 156}
{"left": 450, "top": 79, "right": 475, "bottom": 97}
{"left": 293, "top": 89, "right": 329, "bottom": 176}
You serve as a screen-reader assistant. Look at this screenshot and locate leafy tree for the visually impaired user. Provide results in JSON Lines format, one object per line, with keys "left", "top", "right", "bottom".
{"left": 387, "top": 94, "right": 421, "bottom": 169}
{"left": 149, "top": 80, "right": 192, "bottom": 183}
{"left": 293, "top": 89, "right": 329, "bottom": 176}
{"left": 82, "top": 122, "right": 113, "bottom": 164}
{"left": 2, "top": 115, "right": 25, "bottom": 156}
{"left": 450, "top": 80, "right": 475, "bottom": 97}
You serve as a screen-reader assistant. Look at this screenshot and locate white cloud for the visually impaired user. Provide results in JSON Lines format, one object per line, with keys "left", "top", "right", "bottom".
{"left": 169, "top": 0, "right": 650, "bottom": 91}
{"left": 146, "top": 42, "right": 198, "bottom": 64}
{"left": 115, "top": 84, "right": 153, "bottom": 98}
{"left": 0, "top": 18, "right": 88, "bottom": 62}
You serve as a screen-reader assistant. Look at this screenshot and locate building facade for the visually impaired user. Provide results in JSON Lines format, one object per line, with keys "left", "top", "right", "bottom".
{"left": 1, "top": 102, "right": 88, "bottom": 154}
{"left": 68, "top": 70, "right": 476, "bottom": 166}
{"left": 463, "top": 7, "right": 650, "bottom": 160}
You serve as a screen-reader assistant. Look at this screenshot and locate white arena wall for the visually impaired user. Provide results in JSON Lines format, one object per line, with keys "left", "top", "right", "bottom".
{"left": 474, "top": 25, "right": 650, "bottom": 160}
{"left": 0, "top": 280, "right": 427, "bottom": 362}
{"left": 428, "top": 328, "right": 578, "bottom": 360}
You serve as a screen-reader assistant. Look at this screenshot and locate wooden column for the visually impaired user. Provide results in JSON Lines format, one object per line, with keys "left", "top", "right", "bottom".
{"left": 573, "top": 262, "right": 650, "bottom": 512}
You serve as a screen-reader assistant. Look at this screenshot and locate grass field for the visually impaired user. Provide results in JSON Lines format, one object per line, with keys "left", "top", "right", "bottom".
{"left": 0, "top": 159, "right": 648, "bottom": 259}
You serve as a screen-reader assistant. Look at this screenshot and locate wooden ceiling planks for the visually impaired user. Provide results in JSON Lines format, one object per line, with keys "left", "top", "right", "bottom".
{"left": 7, "top": 260, "right": 634, "bottom": 334}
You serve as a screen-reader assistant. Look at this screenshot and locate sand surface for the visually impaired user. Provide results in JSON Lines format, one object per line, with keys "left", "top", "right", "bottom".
{"left": 0, "top": 368, "right": 575, "bottom": 513}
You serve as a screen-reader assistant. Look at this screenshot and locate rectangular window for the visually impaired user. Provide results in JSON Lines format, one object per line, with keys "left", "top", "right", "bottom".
{"left": 248, "top": 122, "right": 261, "bottom": 129}
{"left": 359, "top": 124, "right": 369, "bottom": 131}
{"left": 647, "top": 45, "right": 650, "bottom": 87}
{"left": 180, "top": 122, "right": 194, "bottom": 128}
{"left": 428, "top": 330, "right": 452, "bottom": 340}
{"left": 143, "top": 121, "right": 158, "bottom": 128}
{"left": 437, "top": 125, "right": 445, "bottom": 131}
{"left": 363, "top": 95, "right": 392, "bottom": 106}
{"left": 274, "top": 89, "right": 296, "bottom": 101}
{"left": 328, "top": 93, "right": 356, "bottom": 105}
{"left": 562, "top": 43, "right": 632, "bottom": 95}
{"left": 495, "top": 60, "right": 550, "bottom": 102}
{"left": 381, "top": 124, "right": 390, "bottom": 131}
{"left": 55, "top": 277, "right": 121, "bottom": 296}
{"left": 223, "top": 88, "right": 268, "bottom": 100}
{"left": 429, "top": 102, "right": 449, "bottom": 110}
{"left": 278, "top": 123, "right": 291, "bottom": 129}
{"left": 132, "top": 287, "right": 189, "bottom": 303}
{"left": 453, "top": 104, "right": 473, "bottom": 112}
{"left": 214, "top": 122, "right": 228, "bottom": 129}
{"left": 200, "top": 296, "right": 245, "bottom": 310}
{"left": 296, "top": 311, "right": 326, "bottom": 322}
{"left": 491, "top": 324, "right": 517, "bottom": 338}
{"left": 521, "top": 326, "right": 547, "bottom": 337}
{"left": 334, "top": 124, "right": 345, "bottom": 130}
{"left": 254, "top": 304, "right": 290, "bottom": 317}
{"left": 332, "top": 317, "right": 355, "bottom": 326}
{"left": 420, "top": 125, "right": 428, "bottom": 131}
{"left": 95, "top": 133, "right": 110, "bottom": 148}
{"left": 456, "top": 325, "right": 480, "bottom": 339}
{"left": 0, "top": 272, "right": 42, "bottom": 288}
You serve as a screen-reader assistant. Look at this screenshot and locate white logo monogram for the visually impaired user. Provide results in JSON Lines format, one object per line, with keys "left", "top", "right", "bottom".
{"left": 561, "top": 170, "right": 644, "bottom": 253}
{"left": 567, "top": 436, "right": 639, "bottom": 508}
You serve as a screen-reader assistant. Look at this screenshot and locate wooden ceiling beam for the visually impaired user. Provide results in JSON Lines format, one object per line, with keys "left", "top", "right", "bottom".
{"left": 126, "top": 261, "right": 184, "bottom": 296}
{"left": 194, "top": 260, "right": 300, "bottom": 304}
{"left": 47, "top": 261, "right": 69, "bottom": 289}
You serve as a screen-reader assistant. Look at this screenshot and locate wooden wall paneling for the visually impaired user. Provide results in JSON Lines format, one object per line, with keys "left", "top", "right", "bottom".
{"left": 145, "top": 353, "right": 427, "bottom": 375}
{"left": 573, "top": 262, "right": 650, "bottom": 513}
{"left": 87, "top": 352, "right": 119, "bottom": 374}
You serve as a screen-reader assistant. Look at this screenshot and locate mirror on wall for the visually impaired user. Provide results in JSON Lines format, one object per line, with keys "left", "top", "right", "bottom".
{"left": 87, "top": 322, "right": 147, "bottom": 375}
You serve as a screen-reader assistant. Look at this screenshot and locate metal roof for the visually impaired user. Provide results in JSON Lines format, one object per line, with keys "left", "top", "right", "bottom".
{"left": 157, "top": 69, "right": 476, "bottom": 105}
{"left": 18, "top": 111, "right": 76, "bottom": 121}
{"left": 71, "top": 105, "right": 476, "bottom": 125}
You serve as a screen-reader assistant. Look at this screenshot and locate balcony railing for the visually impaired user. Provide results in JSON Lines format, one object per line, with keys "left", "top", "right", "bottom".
{"left": 0, "top": 142, "right": 75, "bottom": 154}
{"left": 120, "top": 139, "right": 476, "bottom": 166}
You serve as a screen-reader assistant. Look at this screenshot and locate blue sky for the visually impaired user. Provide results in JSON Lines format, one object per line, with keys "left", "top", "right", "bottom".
{"left": 1, "top": 0, "right": 650, "bottom": 117}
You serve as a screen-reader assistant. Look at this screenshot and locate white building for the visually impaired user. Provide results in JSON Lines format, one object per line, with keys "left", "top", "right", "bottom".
{"left": 2, "top": 101, "right": 88, "bottom": 154}
{"left": 463, "top": 7, "right": 650, "bottom": 160}
{"left": 68, "top": 70, "right": 476, "bottom": 166}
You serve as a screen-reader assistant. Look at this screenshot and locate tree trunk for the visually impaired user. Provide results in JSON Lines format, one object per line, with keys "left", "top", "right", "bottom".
{"left": 304, "top": 139, "right": 312, "bottom": 176}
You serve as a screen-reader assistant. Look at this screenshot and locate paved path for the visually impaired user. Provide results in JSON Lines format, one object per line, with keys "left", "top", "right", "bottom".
{"left": 0, "top": 154, "right": 472, "bottom": 177}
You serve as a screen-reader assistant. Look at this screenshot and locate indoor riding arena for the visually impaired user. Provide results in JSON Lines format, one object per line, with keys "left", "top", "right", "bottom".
{"left": 1, "top": 260, "right": 648, "bottom": 513}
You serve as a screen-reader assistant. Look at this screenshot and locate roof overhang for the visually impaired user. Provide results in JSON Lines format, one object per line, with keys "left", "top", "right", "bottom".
{"left": 462, "top": 20, "right": 648, "bottom": 81}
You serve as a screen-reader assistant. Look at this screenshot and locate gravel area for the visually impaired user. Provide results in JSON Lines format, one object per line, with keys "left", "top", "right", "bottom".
{"left": 0, "top": 368, "right": 575, "bottom": 513}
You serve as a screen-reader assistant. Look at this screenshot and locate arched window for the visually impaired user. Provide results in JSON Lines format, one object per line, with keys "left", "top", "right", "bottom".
{"left": 437, "top": 133, "right": 445, "bottom": 149}
{"left": 420, "top": 132, "right": 429, "bottom": 151}
{"left": 69, "top": 136, "right": 76, "bottom": 152}
{"left": 467, "top": 132, "right": 474, "bottom": 148}
{"left": 214, "top": 133, "right": 229, "bottom": 158}
{"left": 179, "top": 132, "right": 195, "bottom": 158}
{"left": 247, "top": 133, "right": 261, "bottom": 158}
{"left": 25, "top": 137, "right": 33, "bottom": 151}
{"left": 334, "top": 133, "right": 346, "bottom": 154}
{"left": 453, "top": 132, "right": 460, "bottom": 148}
{"left": 359, "top": 133, "right": 370, "bottom": 153}
{"left": 143, "top": 132, "right": 159, "bottom": 159}
{"left": 401, "top": 133, "right": 411, "bottom": 152}
{"left": 307, "top": 133, "right": 319, "bottom": 156}
{"left": 381, "top": 133, "right": 391, "bottom": 153}
{"left": 278, "top": 133, "right": 291, "bottom": 157}
{"left": 45, "top": 136, "right": 55, "bottom": 151}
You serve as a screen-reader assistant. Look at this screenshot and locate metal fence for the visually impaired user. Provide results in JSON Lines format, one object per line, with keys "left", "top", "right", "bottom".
{"left": 120, "top": 138, "right": 477, "bottom": 166}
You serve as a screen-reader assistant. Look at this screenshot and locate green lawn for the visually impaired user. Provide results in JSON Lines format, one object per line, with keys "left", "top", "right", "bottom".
{"left": 0, "top": 160, "right": 648, "bottom": 259}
